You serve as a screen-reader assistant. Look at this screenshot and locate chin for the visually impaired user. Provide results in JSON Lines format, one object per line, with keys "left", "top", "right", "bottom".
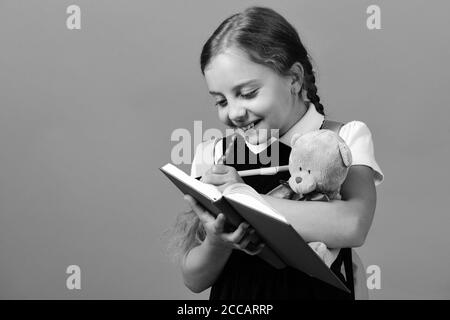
{"left": 246, "top": 128, "right": 272, "bottom": 145}
{"left": 246, "top": 135, "right": 268, "bottom": 145}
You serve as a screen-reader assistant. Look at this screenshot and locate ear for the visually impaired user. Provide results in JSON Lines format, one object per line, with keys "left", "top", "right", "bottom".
{"left": 288, "top": 62, "right": 304, "bottom": 88}
{"left": 338, "top": 141, "right": 352, "bottom": 167}
{"left": 290, "top": 133, "right": 302, "bottom": 146}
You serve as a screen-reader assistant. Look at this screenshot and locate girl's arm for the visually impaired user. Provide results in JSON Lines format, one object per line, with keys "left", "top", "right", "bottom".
{"left": 261, "top": 165, "right": 377, "bottom": 248}
{"left": 181, "top": 237, "right": 232, "bottom": 293}
{"left": 181, "top": 192, "right": 263, "bottom": 293}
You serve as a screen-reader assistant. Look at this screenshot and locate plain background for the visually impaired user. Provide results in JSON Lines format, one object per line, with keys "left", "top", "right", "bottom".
{"left": 0, "top": 0, "right": 449, "bottom": 299}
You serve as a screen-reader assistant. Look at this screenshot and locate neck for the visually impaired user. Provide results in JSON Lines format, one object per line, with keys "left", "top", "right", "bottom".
{"left": 279, "top": 99, "right": 308, "bottom": 137}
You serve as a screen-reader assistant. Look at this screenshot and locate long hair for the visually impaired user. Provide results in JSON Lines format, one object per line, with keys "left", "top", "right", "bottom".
{"left": 167, "top": 6, "right": 325, "bottom": 263}
{"left": 164, "top": 208, "right": 206, "bottom": 264}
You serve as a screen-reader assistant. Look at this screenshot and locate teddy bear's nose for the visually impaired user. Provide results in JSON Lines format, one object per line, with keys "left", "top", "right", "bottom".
{"left": 295, "top": 177, "right": 302, "bottom": 184}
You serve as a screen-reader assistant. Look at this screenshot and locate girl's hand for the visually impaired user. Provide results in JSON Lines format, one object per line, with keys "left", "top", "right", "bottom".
{"left": 200, "top": 164, "right": 244, "bottom": 193}
{"left": 184, "top": 194, "right": 265, "bottom": 255}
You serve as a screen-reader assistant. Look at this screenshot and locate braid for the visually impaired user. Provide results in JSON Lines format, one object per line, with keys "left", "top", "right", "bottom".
{"left": 302, "top": 59, "right": 325, "bottom": 116}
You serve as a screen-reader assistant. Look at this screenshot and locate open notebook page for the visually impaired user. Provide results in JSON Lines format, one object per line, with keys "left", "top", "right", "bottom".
{"left": 223, "top": 183, "right": 288, "bottom": 224}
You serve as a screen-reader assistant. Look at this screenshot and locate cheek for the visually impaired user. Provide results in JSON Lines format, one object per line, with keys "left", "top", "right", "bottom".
{"left": 249, "top": 96, "right": 272, "bottom": 115}
{"left": 255, "top": 101, "right": 283, "bottom": 127}
{"left": 251, "top": 88, "right": 281, "bottom": 116}
{"left": 265, "top": 98, "right": 290, "bottom": 126}
{"left": 218, "top": 108, "right": 229, "bottom": 124}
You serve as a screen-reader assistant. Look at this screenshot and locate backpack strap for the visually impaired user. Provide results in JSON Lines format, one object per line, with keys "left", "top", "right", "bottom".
{"left": 320, "top": 119, "right": 355, "bottom": 299}
{"left": 343, "top": 247, "right": 355, "bottom": 299}
{"left": 320, "top": 119, "right": 344, "bottom": 134}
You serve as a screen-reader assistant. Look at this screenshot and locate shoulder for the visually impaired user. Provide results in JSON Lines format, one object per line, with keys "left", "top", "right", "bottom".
{"left": 339, "top": 121, "right": 372, "bottom": 142}
{"left": 339, "top": 121, "right": 384, "bottom": 186}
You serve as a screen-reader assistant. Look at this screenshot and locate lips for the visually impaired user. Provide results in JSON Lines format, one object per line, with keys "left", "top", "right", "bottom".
{"left": 239, "top": 119, "right": 262, "bottom": 131}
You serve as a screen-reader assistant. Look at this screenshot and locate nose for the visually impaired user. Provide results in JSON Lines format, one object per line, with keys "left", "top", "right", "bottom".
{"left": 228, "top": 102, "right": 247, "bottom": 123}
{"left": 295, "top": 176, "right": 302, "bottom": 184}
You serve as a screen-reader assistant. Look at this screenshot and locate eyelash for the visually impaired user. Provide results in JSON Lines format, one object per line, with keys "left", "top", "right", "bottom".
{"left": 241, "top": 89, "right": 258, "bottom": 99}
{"left": 216, "top": 100, "right": 227, "bottom": 107}
{"left": 215, "top": 89, "right": 259, "bottom": 107}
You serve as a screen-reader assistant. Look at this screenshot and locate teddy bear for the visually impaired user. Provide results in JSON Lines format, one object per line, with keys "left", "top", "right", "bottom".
{"left": 267, "top": 129, "right": 352, "bottom": 267}
{"left": 287, "top": 129, "right": 352, "bottom": 200}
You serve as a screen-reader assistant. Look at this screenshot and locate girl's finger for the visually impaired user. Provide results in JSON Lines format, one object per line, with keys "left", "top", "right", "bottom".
{"left": 200, "top": 173, "right": 230, "bottom": 186}
{"left": 243, "top": 243, "right": 265, "bottom": 256}
{"left": 238, "top": 229, "right": 255, "bottom": 249}
{"left": 211, "top": 164, "right": 228, "bottom": 174}
{"left": 183, "top": 195, "right": 214, "bottom": 224}
{"left": 224, "top": 222, "right": 249, "bottom": 244}
{"left": 213, "top": 213, "right": 226, "bottom": 234}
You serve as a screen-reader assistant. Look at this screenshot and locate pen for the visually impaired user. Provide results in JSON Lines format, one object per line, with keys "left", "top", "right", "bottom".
{"left": 213, "top": 133, "right": 289, "bottom": 176}
{"left": 237, "top": 165, "right": 290, "bottom": 177}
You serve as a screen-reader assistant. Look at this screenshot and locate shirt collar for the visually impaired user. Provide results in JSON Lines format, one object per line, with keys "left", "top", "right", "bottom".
{"left": 279, "top": 101, "right": 324, "bottom": 147}
{"left": 244, "top": 102, "right": 324, "bottom": 154}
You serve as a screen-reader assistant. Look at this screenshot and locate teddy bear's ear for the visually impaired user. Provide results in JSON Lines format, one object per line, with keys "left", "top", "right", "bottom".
{"left": 338, "top": 141, "right": 352, "bottom": 167}
{"left": 290, "top": 133, "right": 302, "bottom": 146}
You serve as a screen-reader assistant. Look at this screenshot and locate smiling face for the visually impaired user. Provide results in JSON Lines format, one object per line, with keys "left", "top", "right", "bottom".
{"left": 204, "top": 47, "right": 302, "bottom": 145}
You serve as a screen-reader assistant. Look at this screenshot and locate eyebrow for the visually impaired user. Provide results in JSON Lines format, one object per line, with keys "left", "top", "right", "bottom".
{"left": 209, "top": 79, "right": 260, "bottom": 96}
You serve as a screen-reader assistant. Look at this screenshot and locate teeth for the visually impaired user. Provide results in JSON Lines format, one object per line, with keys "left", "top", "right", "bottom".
{"left": 241, "top": 122, "right": 255, "bottom": 132}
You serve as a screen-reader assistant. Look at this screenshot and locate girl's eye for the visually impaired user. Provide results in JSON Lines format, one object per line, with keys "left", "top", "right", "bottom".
{"left": 240, "top": 89, "right": 258, "bottom": 99}
{"left": 215, "top": 100, "right": 227, "bottom": 107}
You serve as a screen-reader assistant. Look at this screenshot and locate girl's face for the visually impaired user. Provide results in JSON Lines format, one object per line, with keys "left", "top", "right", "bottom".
{"left": 204, "top": 47, "right": 301, "bottom": 145}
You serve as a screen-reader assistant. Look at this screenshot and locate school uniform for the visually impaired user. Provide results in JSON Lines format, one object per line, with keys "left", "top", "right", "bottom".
{"left": 190, "top": 102, "right": 384, "bottom": 300}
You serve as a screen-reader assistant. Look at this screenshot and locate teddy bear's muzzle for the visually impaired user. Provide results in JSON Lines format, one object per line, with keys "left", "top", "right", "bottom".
{"left": 295, "top": 176, "right": 303, "bottom": 184}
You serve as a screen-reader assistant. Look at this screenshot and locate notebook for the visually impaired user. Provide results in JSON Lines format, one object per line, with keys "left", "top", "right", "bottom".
{"left": 160, "top": 163, "right": 350, "bottom": 292}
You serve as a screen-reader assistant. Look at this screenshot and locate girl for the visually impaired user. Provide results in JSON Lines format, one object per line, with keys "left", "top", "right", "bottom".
{"left": 169, "top": 6, "right": 383, "bottom": 300}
